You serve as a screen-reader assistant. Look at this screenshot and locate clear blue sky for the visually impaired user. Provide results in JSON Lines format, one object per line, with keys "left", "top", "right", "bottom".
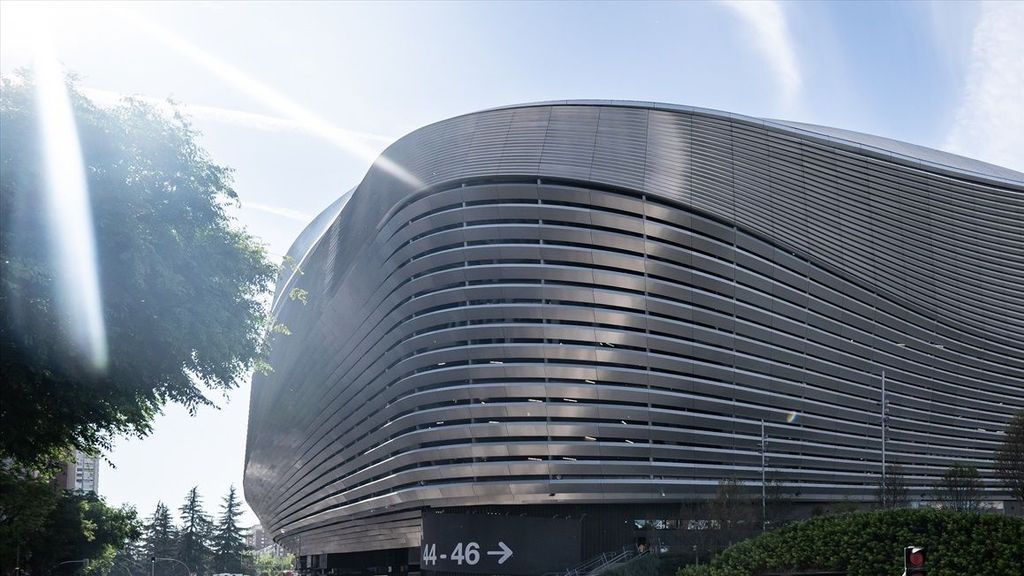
{"left": 2, "top": 0, "right": 1021, "bottom": 528}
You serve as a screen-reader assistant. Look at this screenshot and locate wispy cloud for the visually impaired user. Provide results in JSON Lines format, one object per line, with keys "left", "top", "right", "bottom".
{"left": 943, "top": 2, "right": 1024, "bottom": 173}
{"left": 719, "top": 0, "right": 802, "bottom": 109}
{"left": 242, "top": 202, "right": 314, "bottom": 223}
{"left": 81, "top": 87, "right": 395, "bottom": 145}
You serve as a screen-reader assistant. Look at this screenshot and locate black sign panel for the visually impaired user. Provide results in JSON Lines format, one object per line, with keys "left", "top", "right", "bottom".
{"left": 421, "top": 510, "right": 581, "bottom": 575}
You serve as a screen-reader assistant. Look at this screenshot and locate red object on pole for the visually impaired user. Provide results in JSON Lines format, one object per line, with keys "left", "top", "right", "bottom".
{"left": 904, "top": 546, "right": 926, "bottom": 576}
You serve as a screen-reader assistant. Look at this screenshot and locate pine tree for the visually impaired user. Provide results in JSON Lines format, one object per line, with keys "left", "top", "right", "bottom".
{"left": 144, "top": 502, "right": 178, "bottom": 576}
{"left": 113, "top": 535, "right": 146, "bottom": 576}
{"left": 211, "top": 486, "right": 248, "bottom": 574}
{"left": 178, "top": 487, "right": 214, "bottom": 576}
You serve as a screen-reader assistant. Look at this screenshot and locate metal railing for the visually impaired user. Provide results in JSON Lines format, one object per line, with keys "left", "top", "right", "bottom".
{"left": 545, "top": 546, "right": 638, "bottom": 576}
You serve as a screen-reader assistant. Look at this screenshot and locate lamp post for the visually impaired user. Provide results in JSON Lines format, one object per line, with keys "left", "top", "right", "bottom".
{"left": 761, "top": 419, "right": 767, "bottom": 532}
{"left": 51, "top": 560, "right": 89, "bottom": 576}
{"left": 881, "top": 369, "right": 887, "bottom": 498}
{"left": 153, "top": 558, "right": 192, "bottom": 576}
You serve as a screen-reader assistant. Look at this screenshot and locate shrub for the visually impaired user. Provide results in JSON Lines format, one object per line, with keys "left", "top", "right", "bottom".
{"left": 676, "top": 508, "right": 1023, "bottom": 576}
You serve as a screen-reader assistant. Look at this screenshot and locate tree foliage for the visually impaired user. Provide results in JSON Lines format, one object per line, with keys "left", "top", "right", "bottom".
{"left": 0, "top": 470, "right": 60, "bottom": 571}
{"left": 763, "top": 480, "right": 798, "bottom": 530}
{"left": 677, "top": 508, "right": 1024, "bottom": 576}
{"left": 143, "top": 502, "right": 179, "bottom": 576}
{"left": 0, "top": 74, "right": 278, "bottom": 469}
{"left": 111, "top": 537, "right": 146, "bottom": 576}
{"left": 211, "top": 486, "right": 247, "bottom": 574}
{"left": 933, "top": 463, "right": 984, "bottom": 512}
{"left": 112, "top": 488, "right": 244, "bottom": 576}
{"left": 246, "top": 553, "right": 295, "bottom": 576}
{"left": 994, "top": 411, "right": 1024, "bottom": 503}
{"left": 702, "top": 478, "right": 759, "bottom": 551}
{"left": 876, "top": 463, "right": 909, "bottom": 509}
{"left": 177, "top": 488, "right": 213, "bottom": 576}
{"left": 0, "top": 480, "right": 140, "bottom": 576}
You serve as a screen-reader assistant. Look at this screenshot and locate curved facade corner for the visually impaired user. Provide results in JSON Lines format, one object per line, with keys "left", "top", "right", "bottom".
{"left": 243, "top": 101, "right": 1024, "bottom": 566}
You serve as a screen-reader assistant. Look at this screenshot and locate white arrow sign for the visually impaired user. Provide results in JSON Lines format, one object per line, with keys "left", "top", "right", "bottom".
{"left": 486, "top": 541, "right": 513, "bottom": 564}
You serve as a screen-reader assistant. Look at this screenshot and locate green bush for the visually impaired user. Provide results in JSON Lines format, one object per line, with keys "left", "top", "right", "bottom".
{"left": 676, "top": 508, "right": 1023, "bottom": 576}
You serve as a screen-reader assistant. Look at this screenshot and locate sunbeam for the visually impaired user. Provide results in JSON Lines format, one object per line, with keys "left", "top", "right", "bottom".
{"left": 109, "top": 6, "right": 423, "bottom": 190}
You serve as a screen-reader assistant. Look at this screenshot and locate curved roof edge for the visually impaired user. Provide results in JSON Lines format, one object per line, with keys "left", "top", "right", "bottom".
{"left": 272, "top": 188, "right": 354, "bottom": 305}
{"left": 273, "top": 100, "right": 1022, "bottom": 309}
{"left": 465, "top": 100, "right": 1023, "bottom": 187}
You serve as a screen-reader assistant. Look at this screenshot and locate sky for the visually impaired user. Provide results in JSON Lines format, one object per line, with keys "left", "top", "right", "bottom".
{"left": 1, "top": 0, "right": 1021, "bottom": 529}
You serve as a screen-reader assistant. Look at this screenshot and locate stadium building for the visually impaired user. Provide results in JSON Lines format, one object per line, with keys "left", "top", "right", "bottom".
{"left": 244, "top": 101, "right": 1024, "bottom": 575}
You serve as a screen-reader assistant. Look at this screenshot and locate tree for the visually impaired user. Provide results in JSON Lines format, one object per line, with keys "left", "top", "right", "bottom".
{"left": 0, "top": 73, "right": 278, "bottom": 470}
{"left": 0, "top": 469, "right": 60, "bottom": 572}
{"left": 246, "top": 553, "right": 295, "bottom": 576}
{"left": 763, "top": 479, "right": 798, "bottom": 529}
{"left": 706, "top": 478, "right": 758, "bottom": 550}
{"left": 177, "top": 488, "right": 213, "bottom": 576}
{"left": 143, "top": 502, "right": 179, "bottom": 576}
{"left": 876, "top": 463, "right": 910, "bottom": 509}
{"left": 994, "top": 411, "right": 1024, "bottom": 504}
{"left": 211, "top": 486, "right": 247, "bottom": 574}
{"left": 1, "top": 489, "right": 140, "bottom": 576}
{"left": 933, "top": 463, "right": 984, "bottom": 512}
{"left": 112, "top": 535, "right": 146, "bottom": 576}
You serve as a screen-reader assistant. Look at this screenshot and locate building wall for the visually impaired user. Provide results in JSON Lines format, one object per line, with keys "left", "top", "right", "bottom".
{"left": 74, "top": 451, "right": 99, "bottom": 493}
{"left": 51, "top": 460, "right": 74, "bottom": 491}
{"left": 51, "top": 450, "right": 99, "bottom": 493}
{"left": 244, "top": 102, "right": 1024, "bottom": 556}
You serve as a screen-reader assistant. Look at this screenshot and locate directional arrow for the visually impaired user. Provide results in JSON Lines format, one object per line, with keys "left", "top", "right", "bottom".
{"left": 486, "top": 541, "right": 513, "bottom": 564}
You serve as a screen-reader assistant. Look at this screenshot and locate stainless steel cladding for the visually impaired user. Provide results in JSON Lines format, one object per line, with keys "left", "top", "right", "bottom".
{"left": 244, "top": 102, "right": 1024, "bottom": 555}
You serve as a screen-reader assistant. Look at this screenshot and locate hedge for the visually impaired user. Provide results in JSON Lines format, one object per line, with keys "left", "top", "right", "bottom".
{"left": 676, "top": 508, "right": 1023, "bottom": 576}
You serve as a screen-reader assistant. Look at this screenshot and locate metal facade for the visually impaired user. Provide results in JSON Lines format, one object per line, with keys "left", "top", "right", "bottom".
{"left": 243, "top": 102, "right": 1024, "bottom": 555}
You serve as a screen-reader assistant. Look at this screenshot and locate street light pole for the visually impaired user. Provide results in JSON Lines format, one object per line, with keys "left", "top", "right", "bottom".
{"left": 881, "top": 369, "right": 887, "bottom": 500}
{"left": 761, "top": 419, "right": 767, "bottom": 532}
{"left": 51, "top": 559, "right": 89, "bottom": 576}
{"left": 154, "top": 558, "right": 191, "bottom": 576}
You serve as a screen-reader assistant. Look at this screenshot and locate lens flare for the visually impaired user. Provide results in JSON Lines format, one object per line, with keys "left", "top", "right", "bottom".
{"left": 32, "top": 17, "right": 108, "bottom": 372}
{"left": 110, "top": 7, "right": 421, "bottom": 190}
